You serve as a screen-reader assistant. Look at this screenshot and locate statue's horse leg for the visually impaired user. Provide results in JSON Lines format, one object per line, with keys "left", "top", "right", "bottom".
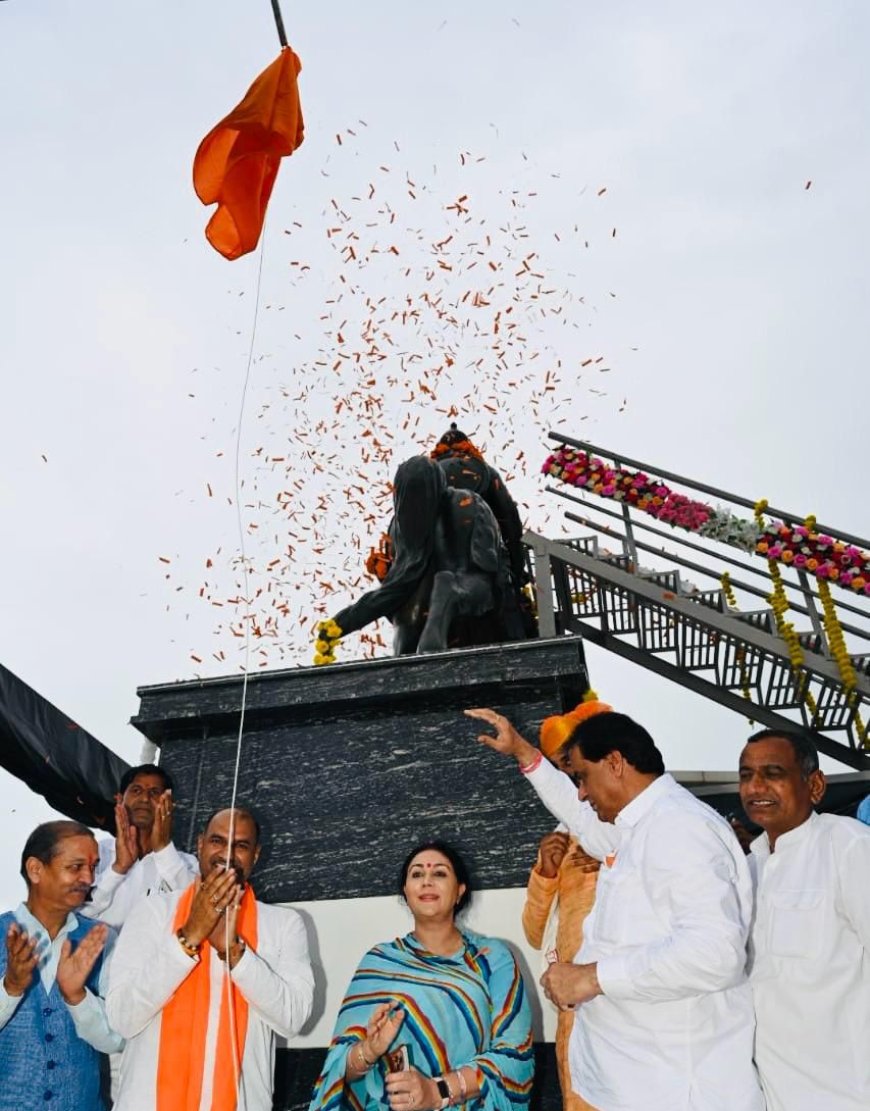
{"left": 416, "top": 570, "right": 494, "bottom": 654}
{"left": 391, "top": 573, "right": 432, "bottom": 655}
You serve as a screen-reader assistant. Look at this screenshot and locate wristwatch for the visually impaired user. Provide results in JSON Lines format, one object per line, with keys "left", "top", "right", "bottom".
{"left": 434, "top": 1077, "right": 451, "bottom": 1109}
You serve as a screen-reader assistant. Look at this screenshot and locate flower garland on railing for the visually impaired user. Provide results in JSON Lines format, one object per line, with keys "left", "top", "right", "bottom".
{"left": 802, "top": 504, "right": 869, "bottom": 744}
{"left": 542, "top": 447, "right": 870, "bottom": 596}
{"left": 752, "top": 503, "right": 820, "bottom": 720}
{"left": 313, "top": 619, "right": 342, "bottom": 666}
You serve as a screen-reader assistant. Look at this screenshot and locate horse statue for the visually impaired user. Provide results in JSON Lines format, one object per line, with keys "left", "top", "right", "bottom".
{"left": 323, "top": 454, "right": 531, "bottom": 656}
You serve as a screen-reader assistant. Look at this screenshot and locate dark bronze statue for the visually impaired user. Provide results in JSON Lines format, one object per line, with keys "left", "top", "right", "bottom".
{"left": 430, "top": 423, "right": 528, "bottom": 588}
{"left": 327, "top": 454, "right": 531, "bottom": 656}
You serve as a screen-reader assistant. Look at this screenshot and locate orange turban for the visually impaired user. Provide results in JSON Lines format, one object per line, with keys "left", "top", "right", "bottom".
{"left": 539, "top": 690, "right": 613, "bottom": 759}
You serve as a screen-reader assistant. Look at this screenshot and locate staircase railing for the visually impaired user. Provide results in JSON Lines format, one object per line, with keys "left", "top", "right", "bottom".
{"left": 528, "top": 435, "right": 870, "bottom": 769}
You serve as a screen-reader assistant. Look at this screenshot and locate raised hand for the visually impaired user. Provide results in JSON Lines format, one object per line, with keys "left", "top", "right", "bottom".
{"left": 209, "top": 885, "right": 246, "bottom": 968}
{"left": 4, "top": 924, "right": 39, "bottom": 996}
{"left": 365, "top": 1001, "right": 405, "bottom": 1059}
{"left": 150, "top": 789, "right": 174, "bottom": 853}
{"left": 464, "top": 707, "right": 539, "bottom": 765}
{"left": 538, "top": 831, "right": 571, "bottom": 878}
{"left": 56, "top": 924, "right": 109, "bottom": 1006}
{"left": 180, "top": 867, "right": 243, "bottom": 949}
{"left": 113, "top": 796, "right": 140, "bottom": 875}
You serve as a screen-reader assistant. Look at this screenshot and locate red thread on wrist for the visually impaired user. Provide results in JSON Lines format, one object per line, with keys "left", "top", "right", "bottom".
{"left": 519, "top": 752, "right": 543, "bottom": 775}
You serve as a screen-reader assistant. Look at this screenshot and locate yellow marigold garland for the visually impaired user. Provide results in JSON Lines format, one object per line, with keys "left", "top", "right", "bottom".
{"left": 756, "top": 501, "right": 819, "bottom": 720}
{"left": 816, "top": 578, "right": 868, "bottom": 746}
{"left": 313, "top": 619, "right": 343, "bottom": 666}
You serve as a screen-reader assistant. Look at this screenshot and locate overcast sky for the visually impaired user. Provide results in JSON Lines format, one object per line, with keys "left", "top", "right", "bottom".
{"left": 1, "top": 1, "right": 869, "bottom": 909}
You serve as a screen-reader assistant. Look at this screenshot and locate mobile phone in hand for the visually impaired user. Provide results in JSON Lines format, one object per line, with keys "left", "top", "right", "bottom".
{"left": 386, "top": 1045, "right": 410, "bottom": 1073}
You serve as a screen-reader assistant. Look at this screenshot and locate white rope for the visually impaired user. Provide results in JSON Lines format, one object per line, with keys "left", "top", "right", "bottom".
{"left": 223, "top": 219, "right": 269, "bottom": 1108}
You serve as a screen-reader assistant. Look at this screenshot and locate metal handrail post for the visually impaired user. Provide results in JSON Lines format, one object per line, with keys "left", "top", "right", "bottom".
{"left": 612, "top": 454, "right": 639, "bottom": 570}
{"left": 533, "top": 542, "right": 558, "bottom": 638}
{"left": 797, "top": 570, "right": 829, "bottom": 655}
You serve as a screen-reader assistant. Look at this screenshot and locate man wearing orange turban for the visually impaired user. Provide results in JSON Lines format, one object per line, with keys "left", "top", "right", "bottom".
{"left": 521, "top": 695, "right": 610, "bottom": 1111}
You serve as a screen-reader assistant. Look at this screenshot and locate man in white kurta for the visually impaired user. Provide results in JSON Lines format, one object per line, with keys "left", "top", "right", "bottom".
{"left": 739, "top": 729, "right": 870, "bottom": 1111}
{"left": 467, "top": 707, "right": 763, "bottom": 1111}
{"left": 105, "top": 807, "right": 314, "bottom": 1111}
{"left": 82, "top": 764, "right": 198, "bottom": 929}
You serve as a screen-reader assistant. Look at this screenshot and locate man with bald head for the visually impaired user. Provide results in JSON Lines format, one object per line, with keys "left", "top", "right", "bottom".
{"left": 106, "top": 807, "right": 314, "bottom": 1110}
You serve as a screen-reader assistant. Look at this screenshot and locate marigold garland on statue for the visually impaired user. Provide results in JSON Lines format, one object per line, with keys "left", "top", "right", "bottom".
{"left": 313, "top": 619, "right": 342, "bottom": 666}
{"left": 542, "top": 447, "right": 870, "bottom": 595}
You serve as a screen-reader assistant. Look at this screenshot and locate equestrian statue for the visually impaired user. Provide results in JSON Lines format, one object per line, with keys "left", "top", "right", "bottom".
{"left": 314, "top": 427, "right": 535, "bottom": 659}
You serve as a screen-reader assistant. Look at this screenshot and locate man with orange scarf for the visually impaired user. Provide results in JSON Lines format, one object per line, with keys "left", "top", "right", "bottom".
{"left": 521, "top": 697, "right": 606, "bottom": 1111}
{"left": 105, "top": 807, "right": 314, "bottom": 1111}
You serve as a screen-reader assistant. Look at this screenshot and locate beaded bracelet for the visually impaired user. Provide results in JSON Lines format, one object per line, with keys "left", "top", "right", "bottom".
{"left": 176, "top": 930, "right": 200, "bottom": 959}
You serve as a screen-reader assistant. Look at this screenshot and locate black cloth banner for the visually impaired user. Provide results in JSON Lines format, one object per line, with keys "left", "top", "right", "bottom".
{"left": 0, "top": 662, "right": 129, "bottom": 832}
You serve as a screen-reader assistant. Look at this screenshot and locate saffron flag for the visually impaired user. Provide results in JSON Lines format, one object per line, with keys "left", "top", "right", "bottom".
{"left": 193, "top": 46, "right": 304, "bottom": 260}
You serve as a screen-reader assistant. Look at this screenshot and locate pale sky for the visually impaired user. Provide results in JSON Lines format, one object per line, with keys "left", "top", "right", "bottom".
{"left": 1, "top": 1, "right": 869, "bottom": 909}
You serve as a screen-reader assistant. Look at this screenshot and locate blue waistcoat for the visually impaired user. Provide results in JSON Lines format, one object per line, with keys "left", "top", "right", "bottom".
{"left": 0, "top": 911, "right": 107, "bottom": 1111}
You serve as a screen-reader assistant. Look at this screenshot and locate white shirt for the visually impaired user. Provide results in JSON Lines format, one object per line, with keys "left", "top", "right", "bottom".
{"left": 527, "top": 759, "right": 763, "bottom": 1111}
{"left": 82, "top": 837, "right": 199, "bottom": 928}
{"left": 749, "top": 811, "right": 870, "bottom": 1111}
{"left": 0, "top": 903, "right": 123, "bottom": 1053}
{"left": 105, "top": 887, "right": 314, "bottom": 1111}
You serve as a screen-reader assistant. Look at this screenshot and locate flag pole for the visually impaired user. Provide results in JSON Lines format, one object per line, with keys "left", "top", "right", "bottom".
{"left": 270, "top": 0, "right": 289, "bottom": 48}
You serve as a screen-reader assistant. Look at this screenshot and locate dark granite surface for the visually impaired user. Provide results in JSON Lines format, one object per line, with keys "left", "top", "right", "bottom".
{"left": 133, "top": 638, "right": 590, "bottom": 902}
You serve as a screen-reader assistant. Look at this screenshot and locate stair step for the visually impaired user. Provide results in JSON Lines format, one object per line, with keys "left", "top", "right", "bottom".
{"left": 692, "top": 590, "right": 727, "bottom": 613}
{"left": 797, "top": 631, "right": 823, "bottom": 654}
{"left": 733, "top": 610, "right": 774, "bottom": 633}
{"left": 567, "top": 535, "right": 599, "bottom": 557}
{"left": 850, "top": 654, "right": 870, "bottom": 677}
{"left": 638, "top": 569, "right": 681, "bottom": 592}
{"left": 600, "top": 553, "right": 633, "bottom": 571}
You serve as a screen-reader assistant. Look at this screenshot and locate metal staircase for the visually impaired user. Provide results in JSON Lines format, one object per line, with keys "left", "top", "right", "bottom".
{"left": 527, "top": 436, "right": 870, "bottom": 770}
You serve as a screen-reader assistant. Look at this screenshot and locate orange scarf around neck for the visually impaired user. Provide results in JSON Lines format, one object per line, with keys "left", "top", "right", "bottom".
{"left": 157, "top": 881, "right": 259, "bottom": 1111}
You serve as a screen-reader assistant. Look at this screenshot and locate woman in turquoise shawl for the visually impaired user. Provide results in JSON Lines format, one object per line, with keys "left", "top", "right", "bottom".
{"left": 309, "top": 841, "right": 534, "bottom": 1111}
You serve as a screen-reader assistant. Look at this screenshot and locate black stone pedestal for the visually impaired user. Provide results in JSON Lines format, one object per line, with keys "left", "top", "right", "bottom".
{"left": 133, "top": 637, "right": 590, "bottom": 901}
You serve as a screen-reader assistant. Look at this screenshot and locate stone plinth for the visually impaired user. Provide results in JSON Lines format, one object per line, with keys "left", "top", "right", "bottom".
{"left": 133, "top": 637, "right": 590, "bottom": 902}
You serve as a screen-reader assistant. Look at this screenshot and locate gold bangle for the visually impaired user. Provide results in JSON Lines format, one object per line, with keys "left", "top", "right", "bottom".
{"left": 358, "top": 1041, "right": 376, "bottom": 1067}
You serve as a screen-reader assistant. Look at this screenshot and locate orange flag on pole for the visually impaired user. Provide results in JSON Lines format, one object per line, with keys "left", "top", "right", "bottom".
{"left": 193, "top": 46, "right": 304, "bottom": 261}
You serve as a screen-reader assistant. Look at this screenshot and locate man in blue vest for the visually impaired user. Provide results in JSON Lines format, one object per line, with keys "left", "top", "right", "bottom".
{"left": 0, "top": 820, "right": 124, "bottom": 1111}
